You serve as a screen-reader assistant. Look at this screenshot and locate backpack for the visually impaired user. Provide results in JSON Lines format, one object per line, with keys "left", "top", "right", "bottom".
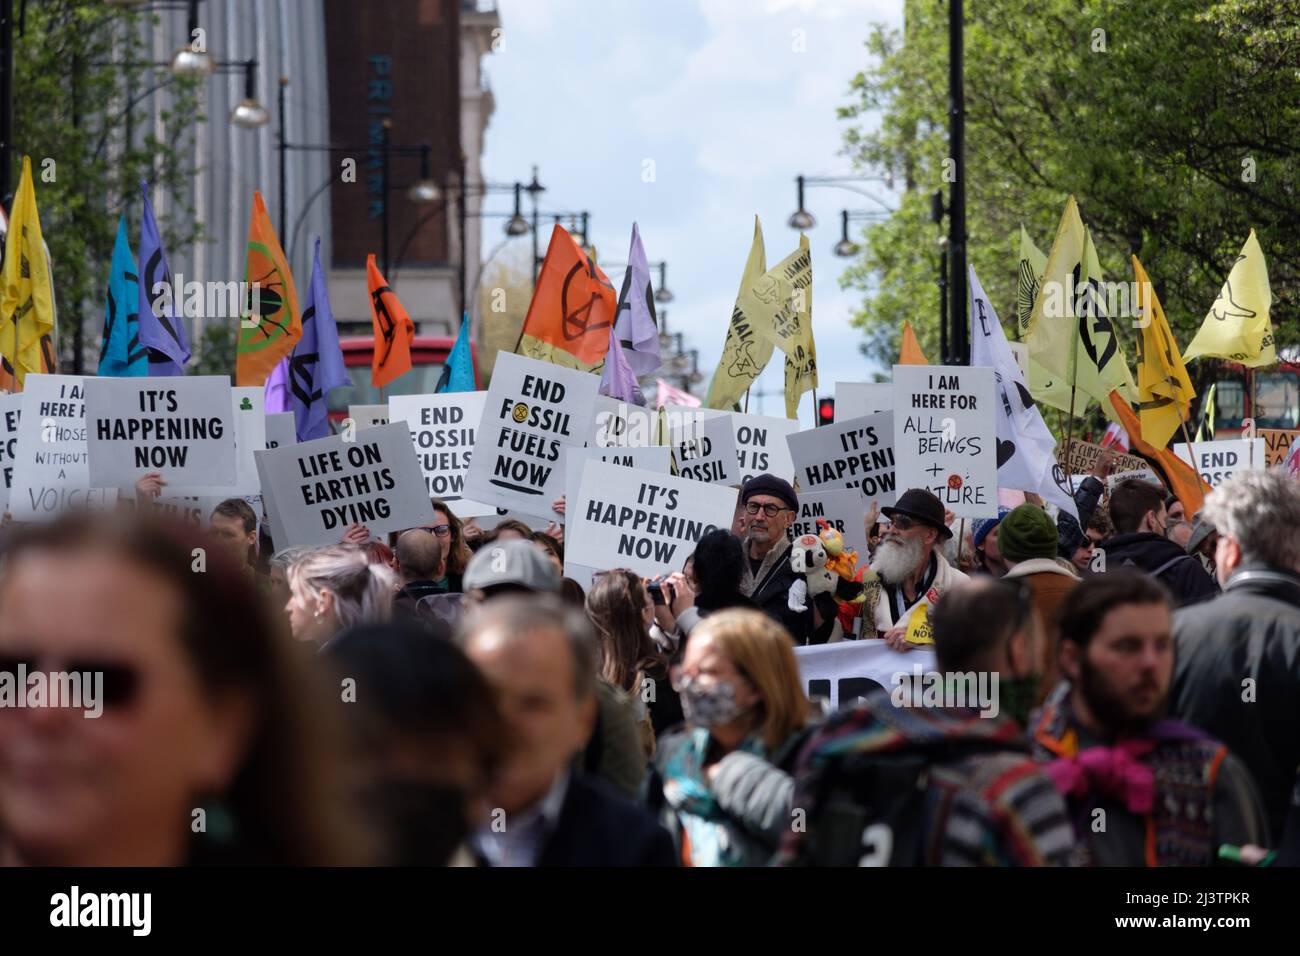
{"left": 798, "top": 737, "right": 1026, "bottom": 866}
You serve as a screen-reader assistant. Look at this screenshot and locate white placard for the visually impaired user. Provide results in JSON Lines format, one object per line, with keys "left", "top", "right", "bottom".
{"left": 587, "top": 395, "right": 660, "bottom": 448}
{"left": 564, "top": 444, "right": 673, "bottom": 519}
{"left": 389, "top": 391, "right": 495, "bottom": 516}
{"left": 787, "top": 412, "right": 897, "bottom": 504}
{"left": 348, "top": 404, "right": 390, "bottom": 430}
{"left": 795, "top": 640, "right": 936, "bottom": 712}
{"left": 787, "top": 488, "right": 872, "bottom": 560}
{"left": 1173, "top": 439, "right": 1267, "bottom": 487}
{"left": 180, "top": 387, "right": 266, "bottom": 496}
{"left": 566, "top": 460, "right": 737, "bottom": 579}
{"left": 463, "top": 352, "right": 598, "bottom": 513}
{"left": 9, "top": 375, "right": 117, "bottom": 520}
{"left": 892, "top": 364, "right": 998, "bottom": 519}
{"left": 834, "top": 382, "right": 893, "bottom": 419}
{"left": 256, "top": 422, "right": 435, "bottom": 548}
{"left": 0, "top": 394, "right": 21, "bottom": 511}
{"left": 265, "top": 412, "right": 297, "bottom": 450}
{"left": 732, "top": 412, "right": 799, "bottom": 484}
{"left": 671, "top": 413, "right": 738, "bottom": 485}
{"left": 86, "top": 376, "right": 236, "bottom": 490}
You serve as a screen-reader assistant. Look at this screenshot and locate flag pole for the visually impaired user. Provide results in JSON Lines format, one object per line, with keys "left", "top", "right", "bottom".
{"left": 956, "top": 518, "right": 966, "bottom": 567}
{"left": 811, "top": 385, "right": 819, "bottom": 426}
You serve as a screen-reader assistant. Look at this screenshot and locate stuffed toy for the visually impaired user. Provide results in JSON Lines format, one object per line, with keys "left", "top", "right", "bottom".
{"left": 813, "top": 519, "right": 880, "bottom": 633}
{"left": 788, "top": 532, "right": 836, "bottom": 612}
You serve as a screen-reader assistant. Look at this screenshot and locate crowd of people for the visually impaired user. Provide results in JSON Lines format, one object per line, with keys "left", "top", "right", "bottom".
{"left": 0, "top": 455, "right": 1297, "bottom": 868}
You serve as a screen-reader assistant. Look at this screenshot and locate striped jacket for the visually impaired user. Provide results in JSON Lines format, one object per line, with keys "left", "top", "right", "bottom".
{"left": 777, "top": 688, "right": 1076, "bottom": 866}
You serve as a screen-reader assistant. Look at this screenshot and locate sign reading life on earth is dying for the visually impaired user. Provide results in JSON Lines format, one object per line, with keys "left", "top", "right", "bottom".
{"left": 389, "top": 391, "right": 495, "bottom": 516}
{"left": 257, "top": 422, "right": 434, "bottom": 548}
{"left": 566, "top": 460, "right": 738, "bottom": 579}
{"left": 463, "top": 352, "right": 598, "bottom": 513}
{"left": 786, "top": 412, "right": 896, "bottom": 504}
{"left": 731, "top": 412, "right": 799, "bottom": 484}
{"left": 892, "top": 364, "right": 997, "bottom": 519}
{"left": 85, "top": 376, "right": 236, "bottom": 490}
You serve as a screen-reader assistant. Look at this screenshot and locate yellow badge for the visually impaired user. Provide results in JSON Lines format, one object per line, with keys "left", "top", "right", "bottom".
{"left": 905, "top": 603, "right": 935, "bottom": 645}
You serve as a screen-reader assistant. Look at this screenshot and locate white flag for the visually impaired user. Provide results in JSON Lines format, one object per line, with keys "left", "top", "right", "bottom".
{"left": 969, "top": 265, "right": 1078, "bottom": 523}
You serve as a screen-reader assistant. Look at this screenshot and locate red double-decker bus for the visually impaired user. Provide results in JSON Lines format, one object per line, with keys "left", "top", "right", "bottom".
{"left": 325, "top": 336, "right": 478, "bottom": 425}
{"left": 1206, "top": 353, "right": 1300, "bottom": 438}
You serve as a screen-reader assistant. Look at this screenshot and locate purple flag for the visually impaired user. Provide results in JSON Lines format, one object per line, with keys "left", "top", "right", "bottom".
{"left": 136, "top": 181, "right": 191, "bottom": 375}
{"left": 599, "top": 325, "right": 645, "bottom": 406}
{"left": 614, "top": 222, "right": 661, "bottom": 376}
{"left": 288, "top": 238, "right": 350, "bottom": 441}
{"left": 264, "top": 356, "right": 291, "bottom": 413}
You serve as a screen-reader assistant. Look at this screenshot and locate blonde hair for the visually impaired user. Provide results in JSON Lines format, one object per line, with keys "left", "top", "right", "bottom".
{"left": 288, "top": 545, "right": 397, "bottom": 631}
{"left": 691, "top": 609, "right": 811, "bottom": 750}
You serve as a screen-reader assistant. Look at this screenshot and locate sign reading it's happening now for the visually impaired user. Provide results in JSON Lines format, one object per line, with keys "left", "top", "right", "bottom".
{"left": 786, "top": 411, "right": 896, "bottom": 502}
{"left": 256, "top": 422, "right": 433, "bottom": 547}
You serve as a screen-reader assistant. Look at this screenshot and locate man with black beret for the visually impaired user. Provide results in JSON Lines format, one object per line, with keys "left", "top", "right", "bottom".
{"left": 737, "top": 474, "right": 828, "bottom": 644}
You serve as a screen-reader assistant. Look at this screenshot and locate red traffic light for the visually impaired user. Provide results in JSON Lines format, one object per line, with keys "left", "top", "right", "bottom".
{"left": 817, "top": 398, "right": 835, "bottom": 425}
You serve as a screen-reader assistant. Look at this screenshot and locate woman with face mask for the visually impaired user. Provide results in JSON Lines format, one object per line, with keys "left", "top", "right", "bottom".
{"left": 645, "top": 609, "right": 818, "bottom": 866}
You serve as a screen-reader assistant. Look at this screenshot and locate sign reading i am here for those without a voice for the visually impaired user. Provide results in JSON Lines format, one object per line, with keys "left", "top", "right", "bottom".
{"left": 256, "top": 422, "right": 434, "bottom": 548}
{"left": 463, "top": 351, "right": 598, "bottom": 513}
{"left": 1173, "top": 439, "right": 1267, "bottom": 487}
{"left": 85, "top": 376, "right": 236, "bottom": 490}
{"left": 787, "top": 487, "right": 872, "bottom": 560}
{"left": 9, "top": 374, "right": 117, "bottom": 521}
{"left": 0, "top": 394, "right": 20, "bottom": 511}
{"left": 892, "top": 364, "right": 998, "bottom": 519}
{"left": 566, "top": 460, "right": 738, "bottom": 579}
{"left": 389, "top": 391, "right": 496, "bottom": 517}
{"left": 786, "top": 411, "right": 897, "bottom": 504}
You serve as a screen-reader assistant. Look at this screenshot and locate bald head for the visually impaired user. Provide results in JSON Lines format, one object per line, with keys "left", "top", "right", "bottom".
{"left": 395, "top": 528, "right": 444, "bottom": 583}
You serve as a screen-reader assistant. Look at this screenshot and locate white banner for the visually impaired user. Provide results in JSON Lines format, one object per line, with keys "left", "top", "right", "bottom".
{"left": 786, "top": 412, "right": 896, "bottom": 504}
{"left": 794, "top": 640, "right": 935, "bottom": 712}
{"left": 389, "top": 391, "right": 495, "bottom": 516}
{"left": 256, "top": 422, "right": 434, "bottom": 548}
{"left": 1173, "top": 439, "right": 1267, "bottom": 487}
{"left": 86, "top": 376, "right": 236, "bottom": 490}
{"left": 463, "top": 352, "right": 598, "bottom": 513}
{"left": 893, "top": 364, "right": 998, "bottom": 518}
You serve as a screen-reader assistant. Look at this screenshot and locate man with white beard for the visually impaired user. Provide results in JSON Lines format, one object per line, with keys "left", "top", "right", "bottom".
{"left": 871, "top": 488, "right": 969, "bottom": 651}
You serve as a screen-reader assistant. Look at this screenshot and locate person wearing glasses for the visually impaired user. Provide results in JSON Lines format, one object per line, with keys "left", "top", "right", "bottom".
{"left": 873, "top": 488, "right": 970, "bottom": 650}
{"left": 428, "top": 500, "right": 474, "bottom": 593}
{"left": 736, "top": 475, "right": 827, "bottom": 645}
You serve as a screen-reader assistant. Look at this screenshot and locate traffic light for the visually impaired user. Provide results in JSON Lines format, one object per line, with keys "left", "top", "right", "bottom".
{"left": 817, "top": 397, "right": 835, "bottom": 425}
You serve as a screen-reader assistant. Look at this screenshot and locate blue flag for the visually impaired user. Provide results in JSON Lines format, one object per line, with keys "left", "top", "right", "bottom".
{"left": 98, "top": 215, "right": 148, "bottom": 377}
{"left": 288, "top": 238, "right": 350, "bottom": 441}
{"left": 435, "top": 314, "right": 476, "bottom": 393}
{"left": 137, "top": 181, "right": 191, "bottom": 375}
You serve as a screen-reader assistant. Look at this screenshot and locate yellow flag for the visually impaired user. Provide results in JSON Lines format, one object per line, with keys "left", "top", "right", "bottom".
{"left": 1132, "top": 256, "right": 1196, "bottom": 448}
{"left": 705, "top": 216, "right": 776, "bottom": 409}
{"left": 899, "top": 321, "right": 928, "bottom": 365}
{"left": 1026, "top": 196, "right": 1086, "bottom": 381}
{"left": 1182, "top": 230, "right": 1275, "bottom": 368}
{"left": 0, "top": 157, "right": 57, "bottom": 389}
{"left": 747, "top": 233, "right": 816, "bottom": 419}
{"left": 1070, "top": 228, "right": 1138, "bottom": 413}
{"left": 1020, "top": 225, "right": 1087, "bottom": 415}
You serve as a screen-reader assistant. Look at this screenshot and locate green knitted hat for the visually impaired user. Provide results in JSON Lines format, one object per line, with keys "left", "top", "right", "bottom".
{"left": 997, "top": 503, "right": 1058, "bottom": 563}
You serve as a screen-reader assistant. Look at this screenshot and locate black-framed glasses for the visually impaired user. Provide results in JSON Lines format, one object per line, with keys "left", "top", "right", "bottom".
{"left": 745, "top": 502, "right": 788, "bottom": 517}
{"left": 0, "top": 654, "right": 141, "bottom": 710}
{"left": 420, "top": 524, "right": 451, "bottom": 536}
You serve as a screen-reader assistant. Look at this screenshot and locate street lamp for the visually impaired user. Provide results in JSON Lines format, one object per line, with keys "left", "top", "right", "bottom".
{"left": 832, "top": 209, "right": 889, "bottom": 258}
{"left": 654, "top": 262, "right": 673, "bottom": 303}
{"left": 788, "top": 172, "right": 895, "bottom": 229}
{"left": 504, "top": 182, "right": 530, "bottom": 236}
{"left": 406, "top": 144, "right": 441, "bottom": 204}
{"left": 169, "top": 0, "right": 213, "bottom": 76}
{"left": 229, "top": 59, "right": 268, "bottom": 128}
{"left": 788, "top": 175, "right": 815, "bottom": 229}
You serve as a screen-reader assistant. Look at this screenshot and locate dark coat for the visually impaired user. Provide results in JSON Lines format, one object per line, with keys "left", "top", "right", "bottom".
{"left": 536, "top": 772, "right": 678, "bottom": 867}
{"left": 1172, "top": 564, "right": 1300, "bottom": 838}
{"left": 1100, "top": 531, "right": 1220, "bottom": 607}
{"left": 741, "top": 537, "right": 816, "bottom": 643}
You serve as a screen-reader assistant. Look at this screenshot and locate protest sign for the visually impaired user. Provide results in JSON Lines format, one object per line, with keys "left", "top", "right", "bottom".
{"left": 588, "top": 396, "right": 660, "bottom": 448}
{"left": 1260, "top": 429, "right": 1300, "bottom": 467}
{"left": 834, "top": 382, "right": 892, "bottom": 419}
{"left": 566, "top": 460, "right": 737, "bottom": 579}
{"left": 731, "top": 412, "right": 798, "bottom": 484}
{"left": 257, "top": 422, "right": 434, "bottom": 547}
{"left": 9, "top": 375, "right": 117, "bottom": 521}
{"left": 265, "top": 412, "right": 297, "bottom": 450}
{"left": 893, "top": 364, "right": 997, "bottom": 518}
{"left": 787, "top": 487, "right": 871, "bottom": 559}
{"left": 671, "top": 413, "right": 738, "bottom": 485}
{"left": 0, "top": 394, "right": 20, "bottom": 510}
{"left": 179, "top": 387, "right": 266, "bottom": 496}
{"left": 389, "top": 391, "right": 496, "bottom": 516}
{"left": 563, "top": 444, "right": 672, "bottom": 519}
{"left": 347, "top": 404, "right": 390, "bottom": 431}
{"left": 86, "top": 376, "right": 236, "bottom": 490}
{"left": 794, "top": 641, "right": 935, "bottom": 712}
{"left": 1056, "top": 438, "right": 1148, "bottom": 478}
{"left": 1108, "top": 468, "right": 1162, "bottom": 490}
{"left": 1173, "top": 439, "right": 1266, "bottom": 487}
{"left": 786, "top": 412, "right": 896, "bottom": 503}
{"left": 148, "top": 495, "right": 257, "bottom": 530}
{"left": 463, "top": 351, "right": 598, "bottom": 513}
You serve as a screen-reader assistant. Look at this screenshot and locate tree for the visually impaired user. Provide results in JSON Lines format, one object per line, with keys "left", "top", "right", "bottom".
{"left": 841, "top": 0, "right": 1300, "bottom": 430}
{"left": 475, "top": 242, "right": 534, "bottom": 384}
{"left": 12, "top": 0, "right": 204, "bottom": 374}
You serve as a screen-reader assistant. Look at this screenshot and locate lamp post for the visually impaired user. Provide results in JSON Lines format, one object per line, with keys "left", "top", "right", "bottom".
{"left": 948, "top": 0, "right": 968, "bottom": 365}
{"left": 788, "top": 173, "right": 894, "bottom": 229}
{"left": 597, "top": 259, "right": 673, "bottom": 304}
{"left": 831, "top": 209, "right": 889, "bottom": 258}
{"left": 526, "top": 164, "right": 545, "bottom": 285}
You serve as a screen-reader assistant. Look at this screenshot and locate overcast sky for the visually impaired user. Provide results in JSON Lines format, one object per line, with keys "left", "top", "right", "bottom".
{"left": 480, "top": 0, "right": 904, "bottom": 424}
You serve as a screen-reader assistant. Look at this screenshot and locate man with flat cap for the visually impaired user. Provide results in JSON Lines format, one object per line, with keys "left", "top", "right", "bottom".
{"left": 871, "top": 487, "right": 969, "bottom": 650}
{"left": 737, "top": 474, "right": 830, "bottom": 644}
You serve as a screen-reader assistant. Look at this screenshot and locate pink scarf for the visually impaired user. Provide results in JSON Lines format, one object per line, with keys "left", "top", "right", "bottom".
{"left": 1046, "top": 739, "right": 1156, "bottom": 813}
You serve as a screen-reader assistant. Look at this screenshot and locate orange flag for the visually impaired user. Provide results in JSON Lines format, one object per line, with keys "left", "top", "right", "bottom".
{"left": 237, "top": 191, "right": 301, "bottom": 386}
{"left": 367, "top": 255, "right": 414, "bottom": 389}
{"left": 516, "top": 224, "right": 617, "bottom": 372}
{"left": 899, "top": 320, "right": 928, "bottom": 365}
{"left": 1108, "top": 390, "right": 1210, "bottom": 516}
